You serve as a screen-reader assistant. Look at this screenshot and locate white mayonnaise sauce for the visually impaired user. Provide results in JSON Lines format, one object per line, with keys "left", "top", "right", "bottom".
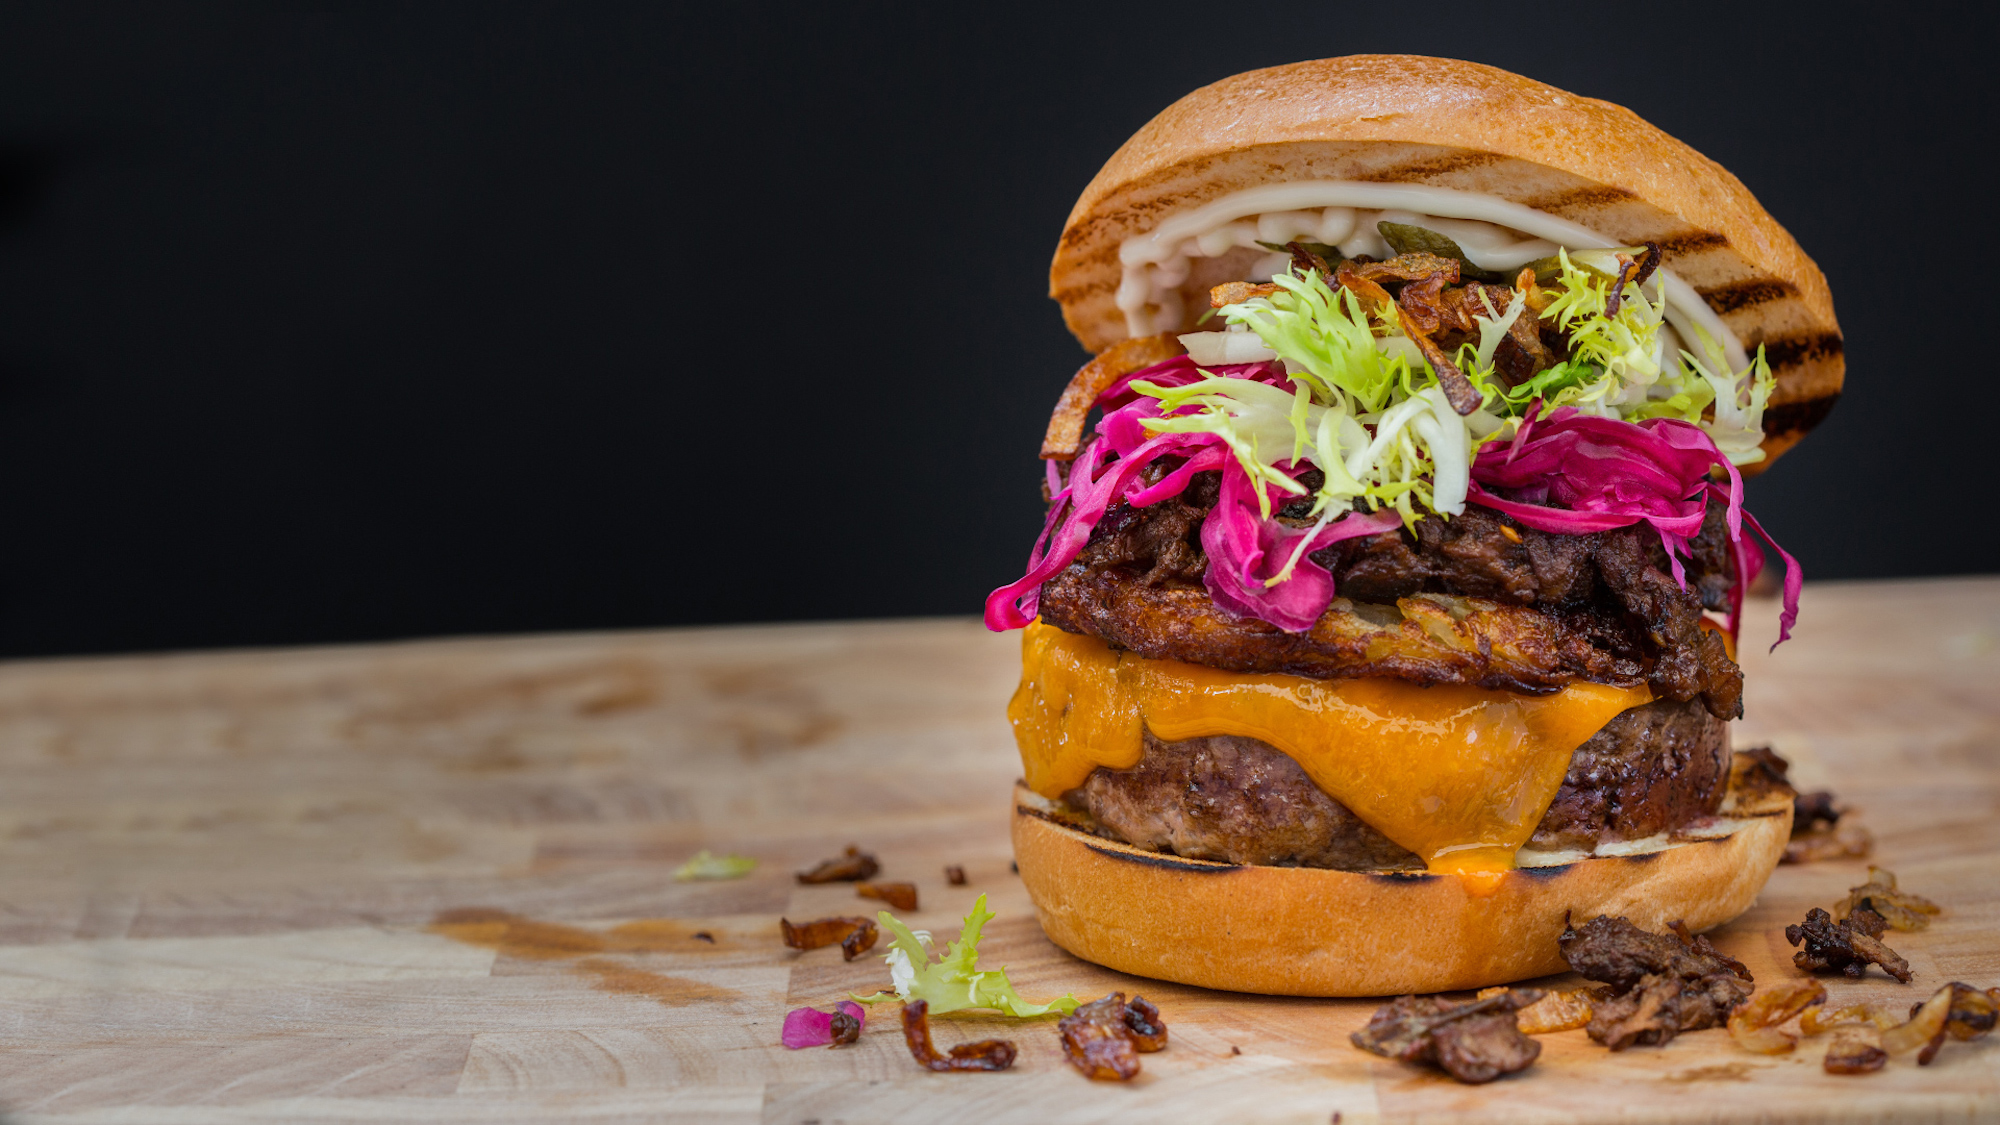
{"left": 1115, "top": 180, "right": 1747, "bottom": 373}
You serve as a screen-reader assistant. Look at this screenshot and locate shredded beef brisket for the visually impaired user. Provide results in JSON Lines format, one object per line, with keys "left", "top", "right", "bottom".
{"left": 1071, "top": 699, "right": 1725, "bottom": 869}
{"left": 1039, "top": 470, "right": 1741, "bottom": 719}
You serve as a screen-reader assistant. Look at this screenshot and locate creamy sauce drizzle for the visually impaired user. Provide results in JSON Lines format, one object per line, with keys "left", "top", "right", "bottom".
{"left": 1115, "top": 180, "right": 1747, "bottom": 372}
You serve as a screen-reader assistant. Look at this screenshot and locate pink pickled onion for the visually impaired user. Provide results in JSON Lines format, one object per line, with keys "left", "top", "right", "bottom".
{"left": 1202, "top": 459, "right": 1404, "bottom": 632}
{"left": 983, "top": 356, "right": 1285, "bottom": 630}
{"left": 782, "top": 1001, "right": 865, "bottom": 1049}
{"left": 1468, "top": 404, "right": 1798, "bottom": 649}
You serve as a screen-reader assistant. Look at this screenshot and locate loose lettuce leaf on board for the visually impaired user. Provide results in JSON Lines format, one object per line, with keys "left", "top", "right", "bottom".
{"left": 851, "top": 894, "right": 1080, "bottom": 1017}
{"left": 672, "top": 850, "right": 756, "bottom": 881}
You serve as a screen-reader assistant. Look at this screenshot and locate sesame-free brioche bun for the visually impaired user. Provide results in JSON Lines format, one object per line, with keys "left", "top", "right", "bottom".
{"left": 1050, "top": 55, "right": 1841, "bottom": 471}
{"left": 1010, "top": 753, "right": 1792, "bottom": 997}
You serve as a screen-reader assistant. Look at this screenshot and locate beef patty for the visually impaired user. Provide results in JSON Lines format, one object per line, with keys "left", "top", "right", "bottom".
{"left": 1068, "top": 698, "right": 1727, "bottom": 870}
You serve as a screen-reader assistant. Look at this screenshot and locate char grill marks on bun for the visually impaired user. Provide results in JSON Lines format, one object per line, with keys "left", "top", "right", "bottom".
{"left": 986, "top": 55, "right": 1829, "bottom": 996}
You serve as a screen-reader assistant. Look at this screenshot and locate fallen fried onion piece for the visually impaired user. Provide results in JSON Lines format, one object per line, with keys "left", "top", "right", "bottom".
{"left": 779, "top": 915, "right": 879, "bottom": 961}
{"left": 1944, "top": 982, "right": 2000, "bottom": 1041}
{"left": 1792, "top": 789, "right": 1842, "bottom": 834}
{"left": 1784, "top": 824, "right": 1874, "bottom": 865}
{"left": 1836, "top": 867, "right": 1941, "bottom": 932}
{"left": 796, "top": 845, "right": 881, "bottom": 885}
{"left": 1351, "top": 990, "right": 1544, "bottom": 1084}
{"left": 900, "top": 999, "right": 1017, "bottom": 1072}
{"left": 1824, "top": 1027, "right": 1888, "bottom": 1074}
{"left": 944, "top": 865, "right": 967, "bottom": 886}
{"left": 1040, "top": 334, "right": 1184, "bottom": 460}
{"left": 856, "top": 881, "right": 918, "bottom": 911}
{"left": 1802, "top": 1002, "right": 1900, "bottom": 1036}
{"left": 1883, "top": 985, "right": 1954, "bottom": 1064}
{"left": 1726, "top": 979, "right": 1826, "bottom": 1055}
{"left": 1786, "top": 907, "right": 1911, "bottom": 982}
{"left": 1058, "top": 992, "right": 1169, "bottom": 1081}
{"left": 1477, "top": 987, "right": 1594, "bottom": 1035}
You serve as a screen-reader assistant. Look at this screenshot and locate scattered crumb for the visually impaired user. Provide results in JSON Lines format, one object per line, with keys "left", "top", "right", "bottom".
{"left": 1663, "top": 1062, "right": 1758, "bottom": 1083}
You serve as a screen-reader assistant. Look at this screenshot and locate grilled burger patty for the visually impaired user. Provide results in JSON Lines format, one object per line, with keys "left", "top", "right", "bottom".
{"left": 1068, "top": 698, "right": 1728, "bottom": 869}
{"left": 1037, "top": 468, "right": 1743, "bottom": 719}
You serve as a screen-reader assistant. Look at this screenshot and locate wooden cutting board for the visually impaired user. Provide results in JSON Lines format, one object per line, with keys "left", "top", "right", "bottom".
{"left": 0, "top": 579, "right": 1996, "bottom": 1123}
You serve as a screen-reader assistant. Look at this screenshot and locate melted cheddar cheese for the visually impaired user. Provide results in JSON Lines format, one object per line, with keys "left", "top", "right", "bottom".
{"left": 1008, "top": 620, "right": 1649, "bottom": 873}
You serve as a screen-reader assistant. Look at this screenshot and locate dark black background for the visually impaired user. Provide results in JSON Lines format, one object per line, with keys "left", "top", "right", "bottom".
{"left": 0, "top": 2, "right": 1992, "bottom": 658}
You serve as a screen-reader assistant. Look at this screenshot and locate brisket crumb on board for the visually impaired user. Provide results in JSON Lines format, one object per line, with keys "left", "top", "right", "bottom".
{"left": 1559, "top": 915, "right": 1753, "bottom": 1050}
{"left": 1351, "top": 990, "right": 1545, "bottom": 1084}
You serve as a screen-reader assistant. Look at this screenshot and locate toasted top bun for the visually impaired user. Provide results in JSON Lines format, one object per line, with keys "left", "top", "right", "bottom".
{"left": 1050, "top": 56, "right": 1841, "bottom": 471}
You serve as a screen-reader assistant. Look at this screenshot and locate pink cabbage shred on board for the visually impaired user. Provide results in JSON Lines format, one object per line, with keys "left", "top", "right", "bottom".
{"left": 983, "top": 360, "right": 1799, "bottom": 649}
{"left": 782, "top": 1001, "right": 865, "bottom": 1049}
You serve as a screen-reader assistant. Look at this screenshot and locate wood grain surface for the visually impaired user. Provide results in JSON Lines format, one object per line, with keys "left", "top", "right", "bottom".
{"left": 1, "top": 579, "right": 1996, "bottom": 1123}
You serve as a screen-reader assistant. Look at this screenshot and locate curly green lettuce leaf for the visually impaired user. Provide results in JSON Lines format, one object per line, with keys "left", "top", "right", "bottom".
{"left": 1501, "top": 358, "right": 1597, "bottom": 411}
{"left": 1538, "top": 248, "right": 1667, "bottom": 401}
{"left": 1142, "top": 265, "right": 1474, "bottom": 528}
{"left": 1217, "top": 267, "right": 1400, "bottom": 413}
{"left": 1674, "top": 322, "right": 1774, "bottom": 465}
{"left": 672, "top": 850, "right": 756, "bottom": 881}
{"left": 850, "top": 894, "right": 1079, "bottom": 1017}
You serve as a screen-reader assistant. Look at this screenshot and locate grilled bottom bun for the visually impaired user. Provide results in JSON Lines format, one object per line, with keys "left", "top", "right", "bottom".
{"left": 1011, "top": 751, "right": 1792, "bottom": 997}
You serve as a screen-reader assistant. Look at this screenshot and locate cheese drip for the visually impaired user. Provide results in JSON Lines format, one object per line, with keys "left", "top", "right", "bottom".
{"left": 1008, "top": 620, "right": 1650, "bottom": 873}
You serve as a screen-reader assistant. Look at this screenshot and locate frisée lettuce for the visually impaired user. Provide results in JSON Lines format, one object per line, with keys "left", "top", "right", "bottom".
{"left": 850, "top": 894, "right": 1079, "bottom": 1018}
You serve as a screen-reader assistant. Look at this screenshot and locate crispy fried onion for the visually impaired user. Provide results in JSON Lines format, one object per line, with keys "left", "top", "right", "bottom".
{"left": 1942, "top": 983, "right": 2000, "bottom": 1041}
{"left": 1057, "top": 991, "right": 1169, "bottom": 1081}
{"left": 1793, "top": 789, "right": 1841, "bottom": 834}
{"left": 1786, "top": 907, "right": 1912, "bottom": 982}
{"left": 1823, "top": 1027, "right": 1889, "bottom": 1074}
{"left": 900, "top": 998, "right": 1017, "bottom": 1072}
{"left": 1797, "top": 984, "right": 2000, "bottom": 1073}
{"left": 1726, "top": 979, "right": 1827, "bottom": 1055}
{"left": 1785, "top": 824, "right": 1875, "bottom": 864}
{"left": 1836, "top": 867, "right": 1941, "bottom": 932}
{"left": 1478, "top": 987, "right": 1594, "bottom": 1034}
{"left": 829, "top": 1006, "right": 861, "bottom": 1046}
{"left": 1210, "top": 280, "right": 1281, "bottom": 307}
{"left": 1803, "top": 1001, "right": 1902, "bottom": 1036}
{"left": 1815, "top": 984, "right": 2000, "bottom": 1071}
{"left": 1205, "top": 248, "right": 1483, "bottom": 415}
{"left": 1782, "top": 787, "right": 1875, "bottom": 863}
{"left": 1350, "top": 990, "right": 1544, "bottom": 1084}
{"left": 856, "top": 881, "right": 918, "bottom": 911}
{"left": 1041, "top": 335, "right": 1186, "bottom": 461}
{"left": 1886, "top": 985, "right": 1956, "bottom": 1064}
{"left": 796, "top": 845, "right": 881, "bottom": 884}
{"left": 779, "top": 915, "right": 880, "bottom": 961}
{"left": 1333, "top": 256, "right": 1480, "bottom": 415}
{"left": 1801, "top": 998, "right": 1904, "bottom": 1077}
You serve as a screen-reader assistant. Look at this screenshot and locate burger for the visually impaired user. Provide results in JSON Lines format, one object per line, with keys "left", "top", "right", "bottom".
{"left": 985, "top": 56, "right": 1839, "bottom": 997}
